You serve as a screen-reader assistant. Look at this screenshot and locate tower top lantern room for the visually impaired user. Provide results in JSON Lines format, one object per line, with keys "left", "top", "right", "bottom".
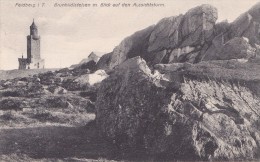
{"left": 30, "top": 19, "right": 40, "bottom": 39}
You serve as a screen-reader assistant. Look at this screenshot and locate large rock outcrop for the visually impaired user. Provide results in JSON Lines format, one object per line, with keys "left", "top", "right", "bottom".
{"left": 148, "top": 4, "right": 217, "bottom": 52}
{"left": 96, "top": 57, "right": 260, "bottom": 160}
{"left": 96, "top": 3, "right": 260, "bottom": 71}
{"left": 98, "top": 4, "right": 218, "bottom": 70}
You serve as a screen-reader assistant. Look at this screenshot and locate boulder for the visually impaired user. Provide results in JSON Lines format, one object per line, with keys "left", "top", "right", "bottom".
{"left": 15, "top": 81, "right": 27, "bottom": 87}
{"left": 38, "top": 71, "right": 55, "bottom": 85}
{"left": 204, "top": 37, "right": 256, "bottom": 61}
{"left": 219, "top": 37, "right": 256, "bottom": 60}
{"left": 54, "top": 77, "right": 63, "bottom": 85}
{"left": 96, "top": 52, "right": 113, "bottom": 71}
{"left": 96, "top": 56, "right": 260, "bottom": 160}
{"left": 47, "top": 85, "right": 67, "bottom": 94}
{"left": 180, "top": 4, "right": 218, "bottom": 47}
{"left": 3, "top": 81, "right": 12, "bottom": 87}
{"left": 93, "top": 70, "right": 109, "bottom": 85}
{"left": 148, "top": 15, "right": 184, "bottom": 52}
{"left": 74, "top": 70, "right": 108, "bottom": 87}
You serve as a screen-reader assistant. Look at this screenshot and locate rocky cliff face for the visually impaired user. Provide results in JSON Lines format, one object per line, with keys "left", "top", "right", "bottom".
{"left": 96, "top": 57, "right": 260, "bottom": 160}
{"left": 109, "top": 26, "right": 155, "bottom": 69}
{"left": 96, "top": 3, "right": 260, "bottom": 70}
{"left": 202, "top": 2, "right": 260, "bottom": 61}
{"left": 95, "top": 2, "right": 260, "bottom": 160}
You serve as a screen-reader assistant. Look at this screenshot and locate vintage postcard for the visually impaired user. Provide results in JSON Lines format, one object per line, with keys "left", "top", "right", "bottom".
{"left": 0, "top": 0, "right": 260, "bottom": 161}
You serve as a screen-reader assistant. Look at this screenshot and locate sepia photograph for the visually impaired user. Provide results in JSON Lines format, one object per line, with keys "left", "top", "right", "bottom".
{"left": 0, "top": 0, "right": 260, "bottom": 161}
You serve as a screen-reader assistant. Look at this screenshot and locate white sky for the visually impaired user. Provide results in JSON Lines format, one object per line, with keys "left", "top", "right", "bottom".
{"left": 0, "top": 0, "right": 259, "bottom": 70}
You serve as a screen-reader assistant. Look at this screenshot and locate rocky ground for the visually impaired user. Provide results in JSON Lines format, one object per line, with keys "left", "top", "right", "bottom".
{"left": 0, "top": 56, "right": 113, "bottom": 161}
{"left": 0, "top": 66, "right": 100, "bottom": 128}
{"left": 1, "top": 2, "right": 260, "bottom": 162}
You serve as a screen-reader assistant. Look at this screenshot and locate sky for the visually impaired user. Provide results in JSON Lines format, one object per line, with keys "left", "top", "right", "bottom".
{"left": 0, "top": 0, "right": 259, "bottom": 70}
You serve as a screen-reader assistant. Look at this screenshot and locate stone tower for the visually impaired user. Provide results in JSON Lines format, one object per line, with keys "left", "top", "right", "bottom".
{"left": 18, "top": 19, "right": 45, "bottom": 69}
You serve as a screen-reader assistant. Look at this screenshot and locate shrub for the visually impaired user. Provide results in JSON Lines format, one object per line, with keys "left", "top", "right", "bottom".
{"left": 31, "top": 112, "right": 59, "bottom": 122}
{"left": 45, "top": 97, "right": 69, "bottom": 108}
{"left": 1, "top": 90, "right": 20, "bottom": 97}
{"left": 0, "top": 111, "right": 15, "bottom": 120}
{"left": 0, "top": 99, "right": 22, "bottom": 111}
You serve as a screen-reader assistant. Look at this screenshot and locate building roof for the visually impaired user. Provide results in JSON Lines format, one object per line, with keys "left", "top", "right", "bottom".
{"left": 30, "top": 19, "right": 37, "bottom": 28}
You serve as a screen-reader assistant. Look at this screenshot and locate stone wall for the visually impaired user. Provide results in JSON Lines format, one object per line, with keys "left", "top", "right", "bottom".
{"left": 27, "top": 35, "right": 41, "bottom": 64}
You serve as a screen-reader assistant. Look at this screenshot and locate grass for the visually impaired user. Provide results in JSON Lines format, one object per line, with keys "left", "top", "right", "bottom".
{"left": 184, "top": 60, "right": 260, "bottom": 81}
{"left": 0, "top": 69, "right": 60, "bottom": 80}
{"left": 0, "top": 154, "right": 118, "bottom": 162}
{"left": 0, "top": 107, "right": 95, "bottom": 128}
{"left": 0, "top": 122, "right": 118, "bottom": 161}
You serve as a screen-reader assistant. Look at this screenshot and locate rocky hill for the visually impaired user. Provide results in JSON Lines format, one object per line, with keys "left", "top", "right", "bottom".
{"left": 1, "top": 2, "right": 260, "bottom": 162}
{"left": 94, "top": 2, "right": 260, "bottom": 161}
{"left": 0, "top": 58, "right": 106, "bottom": 128}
